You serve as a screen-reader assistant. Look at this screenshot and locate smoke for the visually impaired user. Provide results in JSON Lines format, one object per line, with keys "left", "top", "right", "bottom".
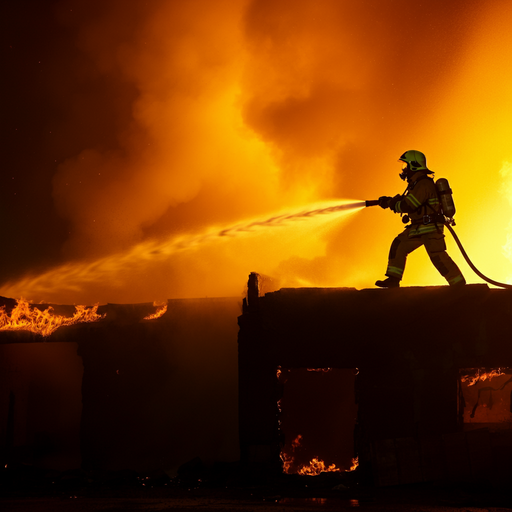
{"left": 5, "top": 0, "right": 511, "bottom": 304}
{"left": 241, "top": 0, "right": 476, "bottom": 193}
{"left": 52, "top": 0, "right": 251, "bottom": 257}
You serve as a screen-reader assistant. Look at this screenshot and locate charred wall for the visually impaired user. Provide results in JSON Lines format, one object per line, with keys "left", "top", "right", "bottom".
{"left": 0, "top": 341, "right": 83, "bottom": 470}
{"left": 4, "top": 284, "right": 512, "bottom": 482}
{"left": 238, "top": 284, "right": 512, "bottom": 484}
{"left": 0, "top": 297, "right": 241, "bottom": 474}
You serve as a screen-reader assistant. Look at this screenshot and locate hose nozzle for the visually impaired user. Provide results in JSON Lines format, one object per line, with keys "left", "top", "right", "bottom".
{"left": 365, "top": 199, "right": 380, "bottom": 207}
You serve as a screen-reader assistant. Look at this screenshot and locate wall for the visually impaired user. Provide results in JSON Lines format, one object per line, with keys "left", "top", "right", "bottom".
{"left": 238, "top": 284, "right": 512, "bottom": 484}
{"left": 0, "top": 296, "right": 242, "bottom": 474}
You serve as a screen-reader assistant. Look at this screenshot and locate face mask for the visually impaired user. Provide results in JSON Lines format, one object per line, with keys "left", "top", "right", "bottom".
{"left": 399, "top": 162, "right": 410, "bottom": 181}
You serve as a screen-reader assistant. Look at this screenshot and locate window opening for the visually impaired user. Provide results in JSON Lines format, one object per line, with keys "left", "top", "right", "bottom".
{"left": 459, "top": 368, "right": 512, "bottom": 428}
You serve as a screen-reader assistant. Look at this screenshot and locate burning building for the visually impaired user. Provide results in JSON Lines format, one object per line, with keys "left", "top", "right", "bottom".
{"left": 0, "top": 296, "right": 241, "bottom": 475}
{"left": 5, "top": 0, "right": 512, "bottom": 494}
{"left": 238, "top": 274, "right": 512, "bottom": 486}
{"left": 4, "top": 275, "right": 512, "bottom": 488}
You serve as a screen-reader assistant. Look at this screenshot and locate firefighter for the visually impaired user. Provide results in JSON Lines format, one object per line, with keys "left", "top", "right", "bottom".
{"left": 375, "top": 150, "right": 466, "bottom": 288}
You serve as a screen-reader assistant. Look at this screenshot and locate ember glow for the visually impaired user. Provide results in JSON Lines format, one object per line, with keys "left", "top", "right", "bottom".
{"left": 0, "top": 298, "right": 104, "bottom": 337}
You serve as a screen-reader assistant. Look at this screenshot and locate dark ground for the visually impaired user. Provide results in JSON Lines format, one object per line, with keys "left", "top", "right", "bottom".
{"left": 1, "top": 463, "right": 512, "bottom": 512}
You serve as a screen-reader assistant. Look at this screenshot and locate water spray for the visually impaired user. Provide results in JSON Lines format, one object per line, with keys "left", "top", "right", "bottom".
{"left": 213, "top": 201, "right": 366, "bottom": 237}
{"left": 1, "top": 199, "right": 367, "bottom": 302}
{"left": 365, "top": 187, "right": 512, "bottom": 289}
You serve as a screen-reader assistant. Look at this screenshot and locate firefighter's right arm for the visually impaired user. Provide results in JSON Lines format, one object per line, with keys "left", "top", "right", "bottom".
{"left": 378, "top": 196, "right": 392, "bottom": 209}
{"left": 387, "top": 194, "right": 404, "bottom": 212}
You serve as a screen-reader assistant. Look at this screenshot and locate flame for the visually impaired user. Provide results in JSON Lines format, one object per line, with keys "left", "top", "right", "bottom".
{"left": 291, "top": 434, "right": 303, "bottom": 450}
{"left": 281, "top": 450, "right": 293, "bottom": 474}
{"left": 0, "top": 298, "right": 104, "bottom": 337}
{"left": 297, "top": 457, "right": 340, "bottom": 476}
{"left": 347, "top": 457, "right": 359, "bottom": 472}
{"left": 143, "top": 303, "right": 168, "bottom": 320}
{"left": 461, "top": 368, "right": 505, "bottom": 387}
{"left": 281, "top": 434, "right": 303, "bottom": 473}
{"left": 281, "top": 434, "right": 343, "bottom": 475}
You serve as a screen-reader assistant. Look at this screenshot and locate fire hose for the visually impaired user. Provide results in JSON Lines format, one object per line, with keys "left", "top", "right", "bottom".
{"left": 365, "top": 199, "right": 512, "bottom": 290}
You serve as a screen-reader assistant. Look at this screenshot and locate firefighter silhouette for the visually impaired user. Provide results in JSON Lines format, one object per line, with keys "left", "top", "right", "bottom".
{"left": 375, "top": 150, "right": 465, "bottom": 288}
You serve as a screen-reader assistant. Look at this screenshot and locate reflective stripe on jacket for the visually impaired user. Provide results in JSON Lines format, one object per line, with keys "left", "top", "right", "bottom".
{"left": 392, "top": 171, "right": 444, "bottom": 237}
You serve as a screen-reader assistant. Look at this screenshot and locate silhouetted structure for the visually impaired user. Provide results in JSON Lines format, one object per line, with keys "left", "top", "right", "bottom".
{"left": 0, "top": 297, "right": 240, "bottom": 473}
{"left": 238, "top": 279, "right": 512, "bottom": 485}
{"left": 3, "top": 282, "right": 512, "bottom": 486}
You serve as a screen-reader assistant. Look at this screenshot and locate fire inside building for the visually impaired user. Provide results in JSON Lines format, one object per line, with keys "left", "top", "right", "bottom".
{"left": 2, "top": 276, "right": 512, "bottom": 487}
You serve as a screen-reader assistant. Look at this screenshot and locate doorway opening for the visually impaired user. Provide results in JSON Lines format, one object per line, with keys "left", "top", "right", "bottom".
{"left": 277, "top": 367, "right": 358, "bottom": 475}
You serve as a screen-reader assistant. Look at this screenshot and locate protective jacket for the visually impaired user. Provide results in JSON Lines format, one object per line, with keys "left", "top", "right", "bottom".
{"left": 390, "top": 171, "right": 443, "bottom": 237}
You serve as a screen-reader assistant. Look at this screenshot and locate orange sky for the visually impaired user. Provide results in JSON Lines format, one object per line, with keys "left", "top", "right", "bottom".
{"left": 4, "top": 0, "right": 512, "bottom": 304}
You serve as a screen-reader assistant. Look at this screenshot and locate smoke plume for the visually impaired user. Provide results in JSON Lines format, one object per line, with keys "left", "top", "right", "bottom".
{"left": 4, "top": 0, "right": 512, "bottom": 304}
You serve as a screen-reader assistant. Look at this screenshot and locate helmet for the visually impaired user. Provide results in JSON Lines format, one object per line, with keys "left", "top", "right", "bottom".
{"left": 398, "top": 150, "right": 431, "bottom": 172}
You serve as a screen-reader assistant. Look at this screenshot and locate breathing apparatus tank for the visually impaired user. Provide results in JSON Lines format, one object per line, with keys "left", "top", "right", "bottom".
{"left": 436, "top": 178, "right": 456, "bottom": 220}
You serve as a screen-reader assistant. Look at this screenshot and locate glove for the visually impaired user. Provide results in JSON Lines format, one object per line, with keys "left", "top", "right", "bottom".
{"left": 388, "top": 194, "right": 402, "bottom": 212}
{"left": 378, "top": 196, "right": 392, "bottom": 209}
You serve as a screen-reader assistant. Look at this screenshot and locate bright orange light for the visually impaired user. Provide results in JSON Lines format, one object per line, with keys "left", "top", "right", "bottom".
{"left": 280, "top": 450, "right": 293, "bottom": 474}
{"left": 6, "top": 2, "right": 512, "bottom": 304}
{"left": 412, "top": 3, "right": 512, "bottom": 289}
{"left": 297, "top": 457, "right": 341, "bottom": 476}
{"left": 347, "top": 456, "right": 359, "bottom": 472}
{"left": 460, "top": 368, "right": 505, "bottom": 387}
{"left": 2, "top": 200, "right": 362, "bottom": 304}
{"left": 280, "top": 434, "right": 344, "bottom": 475}
{"left": 143, "top": 303, "right": 168, "bottom": 320}
{"left": 0, "top": 298, "right": 104, "bottom": 337}
{"left": 281, "top": 434, "right": 303, "bottom": 474}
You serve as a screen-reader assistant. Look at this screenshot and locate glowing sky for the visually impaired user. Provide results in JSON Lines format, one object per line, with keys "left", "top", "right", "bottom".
{"left": 3, "top": 0, "right": 512, "bottom": 304}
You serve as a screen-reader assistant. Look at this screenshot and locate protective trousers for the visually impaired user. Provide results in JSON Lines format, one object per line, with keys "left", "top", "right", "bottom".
{"left": 386, "top": 228, "right": 465, "bottom": 286}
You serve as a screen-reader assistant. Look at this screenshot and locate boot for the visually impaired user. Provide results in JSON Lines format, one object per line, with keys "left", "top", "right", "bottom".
{"left": 375, "top": 276, "right": 400, "bottom": 288}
